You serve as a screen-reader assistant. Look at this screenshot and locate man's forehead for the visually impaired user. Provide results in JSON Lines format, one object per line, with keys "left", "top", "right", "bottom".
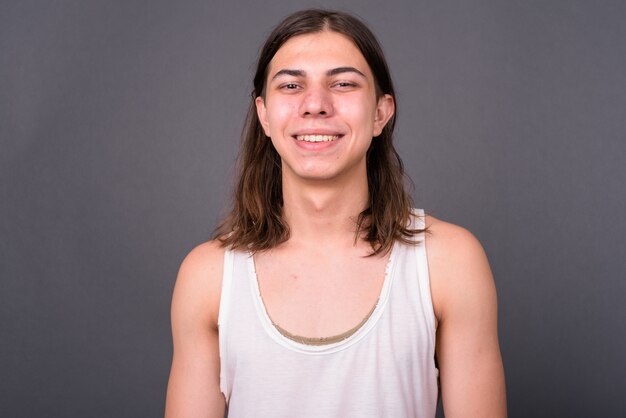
{"left": 267, "top": 32, "right": 372, "bottom": 79}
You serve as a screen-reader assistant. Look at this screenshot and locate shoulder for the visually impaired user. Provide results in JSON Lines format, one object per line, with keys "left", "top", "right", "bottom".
{"left": 423, "top": 215, "right": 488, "bottom": 266}
{"left": 423, "top": 215, "right": 496, "bottom": 323}
{"left": 178, "top": 240, "right": 226, "bottom": 277}
{"left": 171, "top": 240, "right": 226, "bottom": 330}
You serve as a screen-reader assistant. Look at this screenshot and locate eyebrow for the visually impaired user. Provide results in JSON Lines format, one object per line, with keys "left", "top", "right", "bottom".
{"left": 271, "top": 66, "right": 367, "bottom": 81}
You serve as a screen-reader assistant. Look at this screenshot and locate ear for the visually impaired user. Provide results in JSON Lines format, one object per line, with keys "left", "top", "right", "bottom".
{"left": 372, "top": 94, "right": 395, "bottom": 137}
{"left": 255, "top": 96, "right": 271, "bottom": 137}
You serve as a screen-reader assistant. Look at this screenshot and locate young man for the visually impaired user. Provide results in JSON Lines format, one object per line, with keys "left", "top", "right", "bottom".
{"left": 165, "top": 9, "right": 506, "bottom": 418}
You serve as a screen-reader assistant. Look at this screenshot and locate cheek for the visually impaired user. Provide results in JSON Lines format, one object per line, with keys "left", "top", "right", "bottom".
{"left": 266, "top": 99, "right": 298, "bottom": 133}
{"left": 336, "top": 98, "right": 377, "bottom": 126}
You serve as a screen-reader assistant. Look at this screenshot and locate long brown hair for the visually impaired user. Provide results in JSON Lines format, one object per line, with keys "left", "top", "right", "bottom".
{"left": 214, "top": 9, "right": 423, "bottom": 255}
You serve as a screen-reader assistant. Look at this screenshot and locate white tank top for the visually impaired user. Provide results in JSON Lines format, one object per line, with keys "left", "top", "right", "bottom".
{"left": 218, "top": 209, "right": 438, "bottom": 417}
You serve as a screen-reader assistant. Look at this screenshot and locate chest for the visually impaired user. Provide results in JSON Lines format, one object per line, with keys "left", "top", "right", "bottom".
{"left": 252, "top": 248, "right": 390, "bottom": 338}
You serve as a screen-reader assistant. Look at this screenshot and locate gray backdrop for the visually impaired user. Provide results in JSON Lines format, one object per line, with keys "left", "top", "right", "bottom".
{"left": 2, "top": 1, "right": 625, "bottom": 417}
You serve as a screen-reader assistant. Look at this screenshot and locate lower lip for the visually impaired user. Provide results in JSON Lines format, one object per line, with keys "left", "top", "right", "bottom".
{"left": 293, "top": 136, "right": 342, "bottom": 151}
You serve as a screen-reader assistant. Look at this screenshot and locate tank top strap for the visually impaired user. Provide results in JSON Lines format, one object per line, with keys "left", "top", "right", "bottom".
{"left": 411, "top": 208, "right": 437, "bottom": 343}
{"left": 411, "top": 207, "right": 426, "bottom": 230}
{"left": 217, "top": 248, "right": 234, "bottom": 328}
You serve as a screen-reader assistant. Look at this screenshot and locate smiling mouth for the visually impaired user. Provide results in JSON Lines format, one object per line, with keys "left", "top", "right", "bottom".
{"left": 294, "top": 134, "right": 341, "bottom": 142}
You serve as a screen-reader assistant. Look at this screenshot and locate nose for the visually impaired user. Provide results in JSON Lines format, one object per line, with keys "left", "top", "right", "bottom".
{"left": 299, "top": 87, "right": 333, "bottom": 117}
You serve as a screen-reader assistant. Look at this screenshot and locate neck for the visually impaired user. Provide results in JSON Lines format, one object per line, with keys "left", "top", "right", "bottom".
{"left": 281, "top": 172, "right": 369, "bottom": 248}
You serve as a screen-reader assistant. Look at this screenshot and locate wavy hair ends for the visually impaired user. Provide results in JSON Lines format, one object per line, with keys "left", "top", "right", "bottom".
{"left": 214, "top": 9, "right": 424, "bottom": 255}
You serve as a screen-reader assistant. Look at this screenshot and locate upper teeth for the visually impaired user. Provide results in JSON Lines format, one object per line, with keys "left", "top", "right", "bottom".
{"left": 296, "top": 135, "right": 339, "bottom": 142}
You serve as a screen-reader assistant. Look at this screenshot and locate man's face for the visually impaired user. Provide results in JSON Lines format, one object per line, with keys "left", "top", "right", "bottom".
{"left": 256, "top": 31, "right": 394, "bottom": 183}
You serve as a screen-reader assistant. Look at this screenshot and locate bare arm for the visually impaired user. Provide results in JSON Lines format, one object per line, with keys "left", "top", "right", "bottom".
{"left": 165, "top": 241, "right": 226, "bottom": 418}
{"left": 427, "top": 218, "right": 507, "bottom": 418}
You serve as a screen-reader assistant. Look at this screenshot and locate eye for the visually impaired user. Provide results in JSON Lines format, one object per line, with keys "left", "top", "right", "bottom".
{"left": 333, "top": 81, "right": 358, "bottom": 89}
{"left": 280, "top": 83, "right": 301, "bottom": 90}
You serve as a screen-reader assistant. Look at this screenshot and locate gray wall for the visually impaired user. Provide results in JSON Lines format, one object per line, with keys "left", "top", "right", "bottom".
{"left": 2, "top": 1, "right": 624, "bottom": 417}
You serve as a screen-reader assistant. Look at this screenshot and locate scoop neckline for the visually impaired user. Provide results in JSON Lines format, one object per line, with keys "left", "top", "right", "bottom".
{"left": 246, "top": 242, "right": 398, "bottom": 355}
